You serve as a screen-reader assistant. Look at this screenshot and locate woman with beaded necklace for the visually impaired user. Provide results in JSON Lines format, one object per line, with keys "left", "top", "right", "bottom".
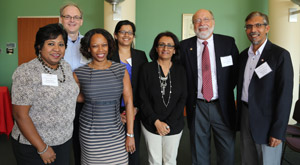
{"left": 139, "top": 31, "right": 187, "bottom": 165}
{"left": 11, "top": 23, "right": 79, "bottom": 165}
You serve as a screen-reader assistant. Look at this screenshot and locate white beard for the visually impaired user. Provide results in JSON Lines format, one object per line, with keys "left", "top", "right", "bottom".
{"left": 195, "top": 25, "right": 214, "bottom": 39}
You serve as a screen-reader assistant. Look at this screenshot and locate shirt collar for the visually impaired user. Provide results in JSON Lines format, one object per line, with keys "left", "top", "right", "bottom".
{"left": 248, "top": 39, "right": 268, "bottom": 56}
{"left": 67, "top": 32, "right": 82, "bottom": 42}
{"left": 197, "top": 34, "right": 214, "bottom": 45}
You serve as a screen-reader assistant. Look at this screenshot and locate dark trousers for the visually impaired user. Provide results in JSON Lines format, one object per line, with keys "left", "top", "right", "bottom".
{"left": 73, "top": 102, "right": 83, "bottom": 165}
{"left": 11, "top": 137, "right": 72, "bottom": 165}
{"left": 190, "top": 99, "right": 235, "bottom": 165}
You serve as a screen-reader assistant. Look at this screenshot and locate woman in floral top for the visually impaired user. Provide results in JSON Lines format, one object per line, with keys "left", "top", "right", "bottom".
{"left": 11, "top": 23, "right": 79, "bottom": 165}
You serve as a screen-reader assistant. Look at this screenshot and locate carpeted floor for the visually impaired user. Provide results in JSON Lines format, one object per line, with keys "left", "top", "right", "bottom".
{"left": 1, "top": 117, "right": 299, "bottom": 165}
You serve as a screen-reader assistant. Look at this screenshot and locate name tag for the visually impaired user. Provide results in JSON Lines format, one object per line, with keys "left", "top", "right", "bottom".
{"left": 42, "top": 73, "right": 58, "bottom": 86}
{"left": 255, "top": 62, "right": 272, "bottom": 79}
{"left": 126, "top": 58, "right": 132, "bottom": 66}
{"left": 220, "top": 55, "right": 233, "bottom": 67}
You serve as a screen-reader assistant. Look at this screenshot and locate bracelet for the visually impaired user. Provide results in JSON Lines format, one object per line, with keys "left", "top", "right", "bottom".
{"left": 127, "top": 133, "right": 134, "bottom": 138}
{"left": 37, "top": 144, "right": 49, "bottom": 155}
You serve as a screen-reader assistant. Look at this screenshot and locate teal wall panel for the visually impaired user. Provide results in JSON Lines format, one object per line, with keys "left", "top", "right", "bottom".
{"left": 0, "top": 0, "right": 268, "bottom": 89}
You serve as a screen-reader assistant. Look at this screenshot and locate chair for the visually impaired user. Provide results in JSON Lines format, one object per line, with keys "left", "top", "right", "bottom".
{"left": 286, "top": 99, "right": 300, "bottom": 135}
{"left": 281, "top": 99, "right": 300, "bottom": 164}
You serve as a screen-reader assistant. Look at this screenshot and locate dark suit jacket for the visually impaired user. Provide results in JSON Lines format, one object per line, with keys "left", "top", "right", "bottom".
{"left": 237, "top": 40, "right": 293, "bottom": 144}
{"left": 180, "top": 34, "right": 239, "bottom": 130}
{"left": 110, "top": 48, "right": 148, "bottom": 109}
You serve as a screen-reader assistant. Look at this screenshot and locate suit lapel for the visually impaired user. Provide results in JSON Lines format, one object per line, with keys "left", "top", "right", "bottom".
{"left": 255, "top": 40, "right": 272, "bottom": 68}
{"left": 213, "top": 35, "right": 222, "bottom": 76}
{"left": 186, "top": 37, "right": 198, "bottom": 84}
{"left": 131, "top": 48, "right": 138, "bottom": 86}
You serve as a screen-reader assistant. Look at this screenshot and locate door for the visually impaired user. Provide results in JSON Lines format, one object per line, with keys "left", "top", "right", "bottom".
{"left": 17, "top": 17, "right": 59, "bottom": 65}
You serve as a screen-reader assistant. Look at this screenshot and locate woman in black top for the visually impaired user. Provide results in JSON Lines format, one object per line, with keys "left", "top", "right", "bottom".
{"left": 139, "top": 32, "right": 187, "bottom": 165}
{"left": 110, "top": 20, "right": 148, "bottom": 165}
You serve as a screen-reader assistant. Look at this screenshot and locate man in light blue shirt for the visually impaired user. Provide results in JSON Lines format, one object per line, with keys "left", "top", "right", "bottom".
{"left": 60, "top": 3, "right": 89, "bottom": 71}
{"left": 60, "top": 3, "right": 88, "bottom": 165}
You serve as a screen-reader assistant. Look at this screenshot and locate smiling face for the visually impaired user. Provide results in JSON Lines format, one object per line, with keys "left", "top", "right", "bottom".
{"left": 88, "top": 33, "right": 109, "bottom": 63}
{"left": 61, "top": 5, "right": 83, "bottom": 35}
{"left": 156, "top": 36, "right": 175, "bottom": 61}
{"left": 114, "top": 25, "right": 134, "bottom": 47}
{"left": 245, "top": 15, "right": 269, "bottom": 48}
{"left": 193, "top": 9, "right": 215, "bottom": 40}
{"left": 40, "top": 35, "right": 65, "bottom": 68}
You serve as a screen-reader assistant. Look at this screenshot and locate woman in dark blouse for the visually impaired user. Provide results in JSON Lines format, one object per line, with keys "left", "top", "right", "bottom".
{"left": 139, "top": 31, "right": 187, "bottom": 165}
{"left": 110, "top": 20, "right": 148, "bottom": 165}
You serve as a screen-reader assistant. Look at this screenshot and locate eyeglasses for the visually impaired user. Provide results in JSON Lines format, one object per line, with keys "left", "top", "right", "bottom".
{"left": 118, "top": 30, "right": 134, "bottom": 36}
{"left": 61, "top": 15, "right": 82, "bottom": 21}
{"left": 158, "top": 43, "right": 175, "bottom": 49}
{"left": 244, "top": 23, "right": 267, "bottom": 30}
{"left": 193, "top": 18, "right": 212, "bottom": 24}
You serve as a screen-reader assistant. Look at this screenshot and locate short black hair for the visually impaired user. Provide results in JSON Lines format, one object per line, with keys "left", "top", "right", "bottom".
{"left": 80, "top": 28, "right": 116, "bottom": 59}
{"left": 149, "top": 31, "right": 180, "bottom": 63}
{"left": 34, "top": 23, "right": 67, "bottom": 56}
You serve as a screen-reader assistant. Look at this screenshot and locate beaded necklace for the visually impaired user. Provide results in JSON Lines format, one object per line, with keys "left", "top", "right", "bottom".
{"left": 157, "top": 61, "right": 172, "bottom": 107}
{"left": 38, "top": 55, "right": 65, "bottom": 83}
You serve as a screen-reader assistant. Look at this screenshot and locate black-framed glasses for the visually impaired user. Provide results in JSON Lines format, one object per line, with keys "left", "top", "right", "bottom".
{"left": 61, "top": 15, "right": 82, "bottom": 21}
{"left": 118, "top": 30, "right": 134, "bottom": 36}
{"left": 158, "top": 43, "right": 175, "bottom": 49}
{"left": 244, "top": 23, "right": 267, "bottom": 30}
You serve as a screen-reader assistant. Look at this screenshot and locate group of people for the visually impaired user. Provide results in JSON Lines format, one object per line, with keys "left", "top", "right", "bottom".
{"left": 9, "top": 2, "right": 293, "bottom": 165}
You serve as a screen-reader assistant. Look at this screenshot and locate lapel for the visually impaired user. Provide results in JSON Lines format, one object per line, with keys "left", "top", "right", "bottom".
{"left": 186, "top": 36, "right": 198, "bottom": 83}
{"left": 131, "top": 48, "right": 138, "bottom": 83}
{"left": 213, "top": 34, "right": 222, "bottom": 76}
{"left": 255, "top": 40, "right": 272, "bottom": 68}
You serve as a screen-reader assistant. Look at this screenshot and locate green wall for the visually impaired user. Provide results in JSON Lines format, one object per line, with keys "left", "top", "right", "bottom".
{"left": 0, "top": 0, "right": 104, "bottom": 89}
{"left": 0, "top": 0, "right": 268, "bottom": 89}
{"left": 135, "top": 0, "right": 268, "bottom": 58}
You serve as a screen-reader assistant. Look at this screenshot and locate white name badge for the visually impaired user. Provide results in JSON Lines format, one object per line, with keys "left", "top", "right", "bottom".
{"left": 126, "top": 58, "right": 132, "bottom": 66}
{"left": 255, "top": 62, "right": 272, "bottom": 79}
{"left": 80, "top": 55, "right": 92, "bottom": 64}
{"left": 42, "top": 73, "right": 58, "bottom": 86}
{"left": 220, "top": 55, "right": 233, "bottom": 67}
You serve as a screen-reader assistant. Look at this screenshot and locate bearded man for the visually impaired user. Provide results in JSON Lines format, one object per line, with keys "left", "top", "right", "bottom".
{"left": 180, "top": 9, "right": 239, "bottom": 165}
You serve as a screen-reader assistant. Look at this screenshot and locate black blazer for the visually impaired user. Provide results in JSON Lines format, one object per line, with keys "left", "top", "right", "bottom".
{"left": 180, "top": 34, "right": 239, "bottom": 130}
{"left": 237, "top": 40, "right": 293, "bottom": 144}
{"left": 110, "top": 48, "right": 148, "bottom": 109}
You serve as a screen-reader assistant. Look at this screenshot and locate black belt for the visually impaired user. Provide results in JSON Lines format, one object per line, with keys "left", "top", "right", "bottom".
{"left": 242, "top": 101, "right": 248, "bottom": 107}
{"left": 198, "top": 99, "right": 219, "bottom": 103}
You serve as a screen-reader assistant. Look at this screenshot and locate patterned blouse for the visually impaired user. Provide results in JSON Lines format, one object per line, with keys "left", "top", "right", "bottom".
{"left": 11, "top": 58, "right": 79, "bottom": 146}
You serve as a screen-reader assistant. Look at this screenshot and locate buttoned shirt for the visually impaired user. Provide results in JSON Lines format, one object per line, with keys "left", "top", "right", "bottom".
{"left": 241, "top": 39, "right": 268, "bottom": 102}
{"left": 197, "top": 35, "right": 218, "bottom": 100}
{"left": 64, "top": 33, "right": 90, "bottom": 71}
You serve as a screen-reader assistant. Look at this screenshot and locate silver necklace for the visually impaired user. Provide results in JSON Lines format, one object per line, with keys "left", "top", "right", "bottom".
{"left": 157, "top": 61, "right": 172, "bottom": 107}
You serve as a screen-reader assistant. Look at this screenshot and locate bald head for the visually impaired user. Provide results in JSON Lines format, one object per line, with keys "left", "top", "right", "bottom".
{"left": 193, "top": 9, "right": 214, "bottom": 23}
{"left": 192, "top": 9, "right": 215, "bottom": 40}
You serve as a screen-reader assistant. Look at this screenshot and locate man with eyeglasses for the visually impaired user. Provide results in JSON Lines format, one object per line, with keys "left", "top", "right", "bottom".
{"left": 180, "top": 9, "right": 239, "bottom": 165}
{"left": 237, "top": 11, "right": 293, "bottom": 165}
{"left": 60, "top": 3, "right": 89, "bottom": 165}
